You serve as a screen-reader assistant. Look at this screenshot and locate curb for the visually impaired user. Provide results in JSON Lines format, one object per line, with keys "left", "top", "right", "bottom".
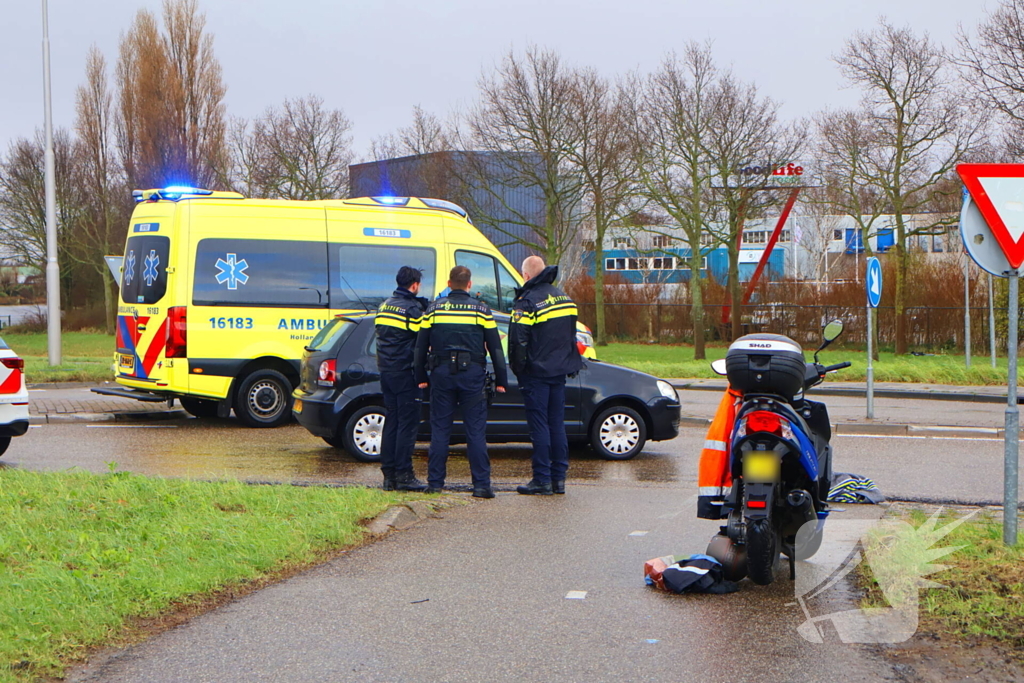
{"left": 30, "top": 409, "right": 190, "bottom": 425}
{"left": 679, "top": 414, "right": 1006, "bottom": 438}
{"left": 364, "top": 497, "right": 459, "bottom": 536}
{"left": 670, "top": 380, "right": 1017, "bottom": 404}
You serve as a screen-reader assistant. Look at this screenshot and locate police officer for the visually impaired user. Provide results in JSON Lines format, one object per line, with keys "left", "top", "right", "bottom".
{"left": 414, "top": 266, "right": 507, "bottom": 498}
{"left": 375, "top": 266, "right": 428, "bottom": 492}
{"left": 508, "top": 255, "right": 583, "bottom": 495}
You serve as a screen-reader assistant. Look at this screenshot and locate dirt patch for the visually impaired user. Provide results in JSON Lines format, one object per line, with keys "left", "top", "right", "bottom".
{"left": 881, "top": 634, "right": 1024, "bottom": 683}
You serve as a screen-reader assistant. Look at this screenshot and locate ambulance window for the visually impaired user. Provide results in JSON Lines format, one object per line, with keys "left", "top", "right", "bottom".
{"left": 496, "top": 262, "right": 521, "bottom": 313}
{"left": 454, "top": 251, "right": 499, "bottom": 311}
{"left": 192, "top": 238, "right": 328, "bottom": 308}
{"left": 121, "top": 235, "right": 170, "bottom": 305}
{"left": 330, "top": 244, "right": 436, "bottom": 309}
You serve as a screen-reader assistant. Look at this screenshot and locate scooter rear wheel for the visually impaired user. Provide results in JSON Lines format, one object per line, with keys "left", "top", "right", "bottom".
{"left": 747, "top": 517, "right": 781, "bottom": 585}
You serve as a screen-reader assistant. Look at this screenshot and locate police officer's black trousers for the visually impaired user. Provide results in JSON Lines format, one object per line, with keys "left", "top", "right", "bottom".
{"left": 520, "top": 374, "right": 569, "bottom": 483}
{"left": 380, "top": 369, "right": 420, "bottom": 480}
{"left": 426, "top": 363, "right": 490, "bottom": 489}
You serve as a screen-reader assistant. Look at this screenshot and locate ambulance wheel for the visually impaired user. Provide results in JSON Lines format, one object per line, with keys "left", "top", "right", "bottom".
{"left": 590, "top": 405, "right": 646, "bottom": 460}
{"left": 0, "top": 436, "right": 11, "bottom": 458}
{"left": 342, "top": 406, "right": 385, "bottom": 463}
{"left": 180, "top": 397, "right": 220, "bottom": 419}
{"left": 234, "top": 369, "right": 293, "bottom": 428}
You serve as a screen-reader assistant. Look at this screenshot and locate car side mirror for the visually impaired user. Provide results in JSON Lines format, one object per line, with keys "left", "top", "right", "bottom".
{"left": 710, "top": 359, "right": 728, "bottom": 376}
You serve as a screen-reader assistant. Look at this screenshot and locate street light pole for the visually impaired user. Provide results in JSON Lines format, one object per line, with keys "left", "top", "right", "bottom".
{"left": 42, "top": 0, "right": 61, "bottom": 365}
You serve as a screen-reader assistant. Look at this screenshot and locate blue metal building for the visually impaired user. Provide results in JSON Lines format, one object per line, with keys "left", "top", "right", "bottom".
{"left": 349, "top": 151, "right": 546, "bottom": 269}
{"left": 583, "top": 246, "right": 786, "bottom": 284}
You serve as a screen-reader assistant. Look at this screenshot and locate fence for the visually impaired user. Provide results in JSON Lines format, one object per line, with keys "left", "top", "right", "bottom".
{"left": 577, "top": 303, "right": 1001, "bottom": 352}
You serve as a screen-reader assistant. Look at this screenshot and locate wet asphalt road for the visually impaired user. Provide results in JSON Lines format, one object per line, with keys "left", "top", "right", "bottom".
{"left": 3, "top": 415, "right": 1014, "bottom": 504}
{"left": 5, "top": 415, "right": 1012, "bottom": 682}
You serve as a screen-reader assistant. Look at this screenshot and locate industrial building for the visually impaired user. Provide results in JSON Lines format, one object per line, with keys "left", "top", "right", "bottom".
{"left": 349, "top": 151, "right": 547, "bottom": 270}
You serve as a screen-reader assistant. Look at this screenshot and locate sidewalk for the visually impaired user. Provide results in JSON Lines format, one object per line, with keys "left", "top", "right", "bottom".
{"left": 27, "top": 383, "right": 188, "bottom": 424}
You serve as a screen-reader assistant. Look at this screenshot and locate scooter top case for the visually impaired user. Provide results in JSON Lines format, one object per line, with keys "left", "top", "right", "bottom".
{"left": 725, "top": 334, "right": 806, "bottom": 400}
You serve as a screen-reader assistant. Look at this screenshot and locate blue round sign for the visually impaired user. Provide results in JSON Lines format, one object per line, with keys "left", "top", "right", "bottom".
{"left": 866, "top": 257, "right": 882, "bottom": 308}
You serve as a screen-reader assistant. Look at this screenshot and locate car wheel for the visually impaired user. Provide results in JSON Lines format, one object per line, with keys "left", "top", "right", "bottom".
{"left": 234, "top": 369, "right": 293, "bottom": 428}
{"left": 342, "top": 405, "right": 385, "bottom": 463}
{"left": 0, "top": 436, "right": 11, "bottom": 458}
{"left": 589, "top": 405, "right": 647, "bottom": 460}
{"left": 180, "top": 397, "right": 220, "bottom": 419}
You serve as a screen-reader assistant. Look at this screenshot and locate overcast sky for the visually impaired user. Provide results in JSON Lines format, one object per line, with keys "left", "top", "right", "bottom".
{"left": 1, "top": 0, "right": 997, "bottom": 168}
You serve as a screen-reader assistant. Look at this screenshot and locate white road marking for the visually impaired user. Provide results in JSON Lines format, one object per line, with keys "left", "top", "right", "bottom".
{"left": 85, "top": 425, "right": 179, "bottom": 429}
{"left": 628, "top": 531, "right": 649, "bottom": 537}
{"left": 28, "top": 389, "right": 46, "bottom": 392}
{"left": 836, "top": 434, "right": 1001, "bottom": 442}
{"left": 28, "top": 425, "right": 42, "bottom": 428}
{"left": 565, "top": 591, "right": 587, "bottom": 600}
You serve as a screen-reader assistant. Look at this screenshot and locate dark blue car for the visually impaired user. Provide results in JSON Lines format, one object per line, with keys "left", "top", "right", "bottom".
{"left": 292, "top": 314, "right": 681, "bottom": 461}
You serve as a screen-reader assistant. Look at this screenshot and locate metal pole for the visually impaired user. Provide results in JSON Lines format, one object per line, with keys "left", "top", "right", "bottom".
{"left": 965, "top": 256, "right": 971, "bottom": 368}
{"left": 867, "top": 297, "right": 874, "bottom": 420}
{"left": 990, "top": 273, "right": 998, "bottom": 369}
{"left": 1005, "top": 270, "right": 1019, "bottom": 546}
{"left": 42, "top": 0, "right": 61, "bottom": 365}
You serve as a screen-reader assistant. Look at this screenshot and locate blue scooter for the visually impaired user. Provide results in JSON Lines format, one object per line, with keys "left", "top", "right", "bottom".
{"left": 707, "top": 320, "right": 850, "bottom": 585}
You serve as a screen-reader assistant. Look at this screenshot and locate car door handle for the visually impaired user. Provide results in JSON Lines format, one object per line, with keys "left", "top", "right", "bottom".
{"left": 137, "top": 324, "right": 147, "bottom": 332}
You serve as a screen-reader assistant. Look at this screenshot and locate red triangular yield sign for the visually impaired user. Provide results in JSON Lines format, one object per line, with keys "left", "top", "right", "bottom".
{"left": 957, "top": 163, "right": 1024, "bottom": 269}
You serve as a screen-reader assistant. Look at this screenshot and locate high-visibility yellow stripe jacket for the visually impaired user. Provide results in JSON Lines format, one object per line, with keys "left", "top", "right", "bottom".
{"left": 697, "top": 388, "right": 742, "bottom": 519}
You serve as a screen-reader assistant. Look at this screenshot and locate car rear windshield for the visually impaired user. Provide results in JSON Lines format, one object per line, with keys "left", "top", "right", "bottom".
{"left": 121, "top": 235, "right": 170, "bottom": 305}
{"left": 0, "top": 337, "right": 10, "bottom": 350}
{"left": 307, "top": 317, "right": 359, "bottom": 352}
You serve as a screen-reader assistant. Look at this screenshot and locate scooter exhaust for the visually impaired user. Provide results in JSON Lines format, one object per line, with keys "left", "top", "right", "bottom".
{"left": 786, "top": 489, "right": 813, "bottom": 516}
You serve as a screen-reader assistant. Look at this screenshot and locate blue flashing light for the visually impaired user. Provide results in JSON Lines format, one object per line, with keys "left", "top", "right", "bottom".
{"left": 371, "top": 196, "right": 410, "bottom": 206}
{"left": 163, "top": 185, "right": 200, "bottom": 193}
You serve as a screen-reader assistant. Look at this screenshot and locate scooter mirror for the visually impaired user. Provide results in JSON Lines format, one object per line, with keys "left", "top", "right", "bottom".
{"left": 710, "top": 359, "right": 728, "bottom": 376}
{"left": 822, "top": 319, "right": 844, "bottom": 343}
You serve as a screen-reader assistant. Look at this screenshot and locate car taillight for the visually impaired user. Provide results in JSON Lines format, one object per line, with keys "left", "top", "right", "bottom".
{"left": 746, "top": 410, "right": 782, "bottom": 435}
{"left": 167, "top": 306, "right": 187, "bottom": 358}
{"left": 318, "top": 359, "right": 337, "bottom": 384}
{"left": 1, "top": 358, "right": 24, "bottom": 371}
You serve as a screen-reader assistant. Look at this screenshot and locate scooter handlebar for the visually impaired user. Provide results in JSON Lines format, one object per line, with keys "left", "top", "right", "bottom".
{"left": 821, "top": 361, "right": 851, "bottom": 373}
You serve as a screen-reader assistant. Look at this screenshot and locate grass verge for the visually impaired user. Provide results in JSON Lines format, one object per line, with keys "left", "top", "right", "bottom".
{"left": 3, "top": 331, "right": 114, "bottom": 384}
{"left": 858, "top": 508, "right": 1024, "bottom": 652}
{"left": 599, "top": 342, "right": 1023, "bottom": 385}
{"left": 0, "top": 468, "right": 409, "bottom": 682}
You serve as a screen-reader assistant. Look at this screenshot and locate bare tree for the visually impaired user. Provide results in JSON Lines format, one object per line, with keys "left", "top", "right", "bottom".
{"left": 0, "top": 130, "right": 81, "bottom": 284}
{"left": 815, "top": 108, "right": 886, "bottom": 253}
{"left": 565, "top": 67, "right": 639, "bottom": 345}
{"left": 704, "top": 73, "right": 805, "bottom": 340}
{"left": 629, "top": 45, "right": 720, "bottom": 358}
{"left": 957, "top": 0, "right": 1024, "bottom": 131}
{"left": 794, "top": 187, "right": 847, "bottom": 283}
{"left": 72, "top": 47, "right": 129, "bottom": 333}
{"left": 462, "top": 47, "right": 585, "bottom": 264}
{"left": 116, "top": 0, "right": 227, "bottom": 189}
{"left": 253, "top": 95, "right": 353, "bottom": 200}
{"left": 837, "top": 19, "right": 984, "bottom": 354}
{"left": 364, "top": 106, "right": 460, "bottom": 200}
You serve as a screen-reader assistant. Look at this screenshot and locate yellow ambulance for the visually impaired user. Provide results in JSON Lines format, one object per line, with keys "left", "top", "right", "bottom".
{"left": 98, "top": 188, "right": 595, "bottom": 427}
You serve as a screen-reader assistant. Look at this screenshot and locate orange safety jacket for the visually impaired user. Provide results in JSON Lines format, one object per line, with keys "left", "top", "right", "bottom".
{"left": 697, "top": 387, "right": 742, "bottom": 519}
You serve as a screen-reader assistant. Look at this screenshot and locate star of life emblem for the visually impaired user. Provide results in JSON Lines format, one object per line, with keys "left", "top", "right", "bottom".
{"left": 215, "top": 253, "right": 250, "bottom": 290}
{"left": 124, "top": 250, "right": 136, "bottom": 285}
{"left": 143, "top": 250, "right": 160, "bottom": 286}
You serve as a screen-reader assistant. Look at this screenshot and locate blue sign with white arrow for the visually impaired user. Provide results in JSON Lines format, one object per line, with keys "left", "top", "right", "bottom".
{"left": 866, "top": 257, "right": 882, "bottom": 308}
